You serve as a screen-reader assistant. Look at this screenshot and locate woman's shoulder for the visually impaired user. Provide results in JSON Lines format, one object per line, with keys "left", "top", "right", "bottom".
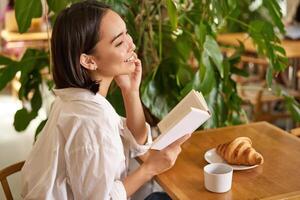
{"left": 54, "top": 89, "right": 115, "bottom": 118}
{"left": 59, "top": 103, "right": 112, "bottom": 126}
{"left": 58, "top": 98, "right": 120, "bottom": 128}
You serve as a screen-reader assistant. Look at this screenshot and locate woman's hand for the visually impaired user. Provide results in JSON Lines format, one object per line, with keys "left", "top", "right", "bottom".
{"left": 141, "top": 134, "right": 191, "bottom": 176}
{"left": 122, "top": 134, "right": 191, "bottom": 197}
{"left": 114, "top": 52, "right": 142, "bottom": 94}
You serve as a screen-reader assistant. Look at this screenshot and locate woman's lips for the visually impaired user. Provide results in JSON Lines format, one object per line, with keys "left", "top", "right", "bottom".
{"left": 124, "top": 54, "right": 135, "bottom": 62}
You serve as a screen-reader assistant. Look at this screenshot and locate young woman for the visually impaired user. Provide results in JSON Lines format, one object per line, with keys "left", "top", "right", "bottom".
{"left": 21, "top": 1, "right": 190, "bottom": 199}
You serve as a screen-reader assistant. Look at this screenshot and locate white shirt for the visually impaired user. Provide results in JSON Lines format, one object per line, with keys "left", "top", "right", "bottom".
{"left": 21, "top": 88, "right": 152, "bottom": 200}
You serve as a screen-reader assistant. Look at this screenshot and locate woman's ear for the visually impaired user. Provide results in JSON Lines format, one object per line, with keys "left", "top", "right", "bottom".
{"left": 80, "top": 54, "right": 98, "bottom": 70}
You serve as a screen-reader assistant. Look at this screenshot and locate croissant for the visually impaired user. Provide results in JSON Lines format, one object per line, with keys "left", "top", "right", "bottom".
{"left": 216, "top": 137, "right": 264, "bottom": 166}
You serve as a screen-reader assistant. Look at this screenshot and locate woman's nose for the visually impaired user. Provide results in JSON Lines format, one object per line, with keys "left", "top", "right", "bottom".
{"left": 126, "top": 34, "right": 135, "bottom": 52}
{"left": 129, "top": 42, "right": 136, "bottom": 52}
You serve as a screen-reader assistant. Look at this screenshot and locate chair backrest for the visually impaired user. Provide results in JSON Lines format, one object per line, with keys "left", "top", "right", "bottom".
{"left": 0, "top": 161, "right": 25, "bottom": 200}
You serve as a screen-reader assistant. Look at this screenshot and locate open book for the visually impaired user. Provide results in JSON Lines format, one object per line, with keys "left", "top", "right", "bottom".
{"left": 151, "top": 90, "right": 211, "bottom": 150}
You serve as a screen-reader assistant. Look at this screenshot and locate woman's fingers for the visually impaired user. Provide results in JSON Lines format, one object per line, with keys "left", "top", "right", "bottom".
{"left": 166, "top": 134, "right": 191, "bottom": 149}
{"left": 143, "top": 134, "right": 190, "bottom": 176}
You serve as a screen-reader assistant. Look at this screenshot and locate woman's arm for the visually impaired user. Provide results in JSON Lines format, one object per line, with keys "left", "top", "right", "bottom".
{"left": 122, "top": 162, "right": 154, "bottom": 197}
{"left": 122, "top": 90, "right": 147, "bottom": 144}
{"left": 115, "top": 53, "right": 148, "bottom": 144}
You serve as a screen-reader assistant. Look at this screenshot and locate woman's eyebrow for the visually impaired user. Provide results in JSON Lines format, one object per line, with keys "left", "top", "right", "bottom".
{"left": 111, "top": 32, "right": 123, "bottom": 43}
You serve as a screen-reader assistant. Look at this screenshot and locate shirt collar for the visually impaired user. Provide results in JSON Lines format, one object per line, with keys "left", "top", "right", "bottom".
{"left": 53, "top": 88, "right": 106, "bottom": 105}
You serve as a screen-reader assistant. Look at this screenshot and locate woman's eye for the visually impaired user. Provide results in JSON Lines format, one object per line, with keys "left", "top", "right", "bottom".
{"left": 115, "top": 41, "right": 123, "bottom": 47}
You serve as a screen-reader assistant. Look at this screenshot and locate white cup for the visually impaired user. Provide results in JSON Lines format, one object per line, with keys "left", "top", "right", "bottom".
{"left": 204, "top": 163, "right": 233, "bottom": 193}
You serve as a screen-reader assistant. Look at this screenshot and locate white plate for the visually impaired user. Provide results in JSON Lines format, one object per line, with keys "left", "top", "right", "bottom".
{"left": 204, "top": 148, "right": 258, "bottom": 171}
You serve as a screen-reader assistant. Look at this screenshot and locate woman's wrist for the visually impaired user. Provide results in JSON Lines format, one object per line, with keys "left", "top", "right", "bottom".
{"left": 140, "top": 162, "right": 156, "bottom": 179}
{"left": 121, "top": 89, "right": 140, "bottom": 98}
{"left": 122, "top": 161, "right": 155, "bottom": 197}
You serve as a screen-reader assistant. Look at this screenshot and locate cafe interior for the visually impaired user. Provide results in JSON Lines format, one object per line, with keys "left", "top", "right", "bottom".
{"left": 0, "top": 0, "right": 300, "bottom": 199}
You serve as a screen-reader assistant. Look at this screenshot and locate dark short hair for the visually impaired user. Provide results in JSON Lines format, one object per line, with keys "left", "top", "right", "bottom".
{"left": 51, "top": 0, "right": 110, "bottom": 94}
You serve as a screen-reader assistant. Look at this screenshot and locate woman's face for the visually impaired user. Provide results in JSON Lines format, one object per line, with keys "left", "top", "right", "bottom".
{"left": 91, "top": 10, "right": 136, "bottom": 78}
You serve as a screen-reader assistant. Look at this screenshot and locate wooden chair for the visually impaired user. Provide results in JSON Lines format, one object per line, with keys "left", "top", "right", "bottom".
{"left": 235, "top": 55, "right": 300, "bottom": 122}
{"left": 0, "top": 161, "right": 25, "bottom": 200}
{"left": 238, "top": 81, "right": 300, "bottom": 122}
{"left": 235, "top": 55, "right": 268, "bottom": 84}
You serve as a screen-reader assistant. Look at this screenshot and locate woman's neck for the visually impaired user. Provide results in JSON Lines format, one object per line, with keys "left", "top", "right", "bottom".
{"left": 98, "top": 77, "right": 113, "bottom": 97}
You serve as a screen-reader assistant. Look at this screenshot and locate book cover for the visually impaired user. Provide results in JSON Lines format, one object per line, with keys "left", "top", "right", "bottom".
{"left": 151, "top": 90, "right": 211, "bottom": 150}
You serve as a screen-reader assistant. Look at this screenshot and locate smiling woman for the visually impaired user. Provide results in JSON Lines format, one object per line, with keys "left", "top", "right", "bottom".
{"left": 86, "top": 10, "right": 138, "bottom": 89}
{"left": 19, "top": 1, "right": 189, "bottom": 200}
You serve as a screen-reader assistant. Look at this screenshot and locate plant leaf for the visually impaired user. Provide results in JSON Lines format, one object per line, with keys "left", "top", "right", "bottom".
{"left": 107, "top": 86, "right": 125, "bottom": 116}
{"left": 203, "top": 35, "right": 224, "bottom": 78}
{"left": 284, "top": 96, "right": 300, "bottom": 122}
{"left": 15, "top": 0, "right": 43, "bottom": 33}
{"left": 166, "top": 0, "right": 178, "bottom": 30}
{"left": 262, "top": 0, "right": 284, "bottom": 34}
{"left": 0, "top": 55, "right": 15, "bottom": 65}
{"left": 200, "top": 52, "right": 216, "bottom": 95}
{"left": 0, "top": 64, "right": 20, "bottom": 90}
{"left": 35, "top": 119, "right": 47, "bottom": 141}
{"left": 31, "top": 88, "right": 42, "bottom": 112}
{"left": 47, "top": 0, "right": 69, "bottom": 13}
{"left": 14, "top": 108, "right": 36, "bottom": 131}
{"left": 176, "top": 33, "right": 192, "bottom": 61}
{"left": 266, "top": 65, "right": 273, "bottom": 87}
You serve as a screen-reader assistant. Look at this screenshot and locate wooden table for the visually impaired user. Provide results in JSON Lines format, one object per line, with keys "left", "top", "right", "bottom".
{"left": 155, "top": 122, "right": 300, "bottom": 200}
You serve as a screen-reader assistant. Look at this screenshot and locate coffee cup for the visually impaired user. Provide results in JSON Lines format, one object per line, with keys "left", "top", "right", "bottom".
{"left": 204, "top": 163, "right": 233, "bottom": 193}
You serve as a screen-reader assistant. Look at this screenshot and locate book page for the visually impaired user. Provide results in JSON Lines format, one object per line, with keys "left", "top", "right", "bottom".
{"left": 195, "top": 91, "right": 209, "bottom": 111}
{"left": 151, "top": 107, "right": 211, "bottom": 150}
{"left": 158, "top": 90, "right": 208, "bottom": 134}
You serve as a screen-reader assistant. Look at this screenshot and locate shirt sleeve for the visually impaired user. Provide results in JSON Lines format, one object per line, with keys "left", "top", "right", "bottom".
{"left": 64, "top": 121, "right": 127, "bottom": 200}
{"left": 119, "top": 117, "right": 153, "bottom": 158}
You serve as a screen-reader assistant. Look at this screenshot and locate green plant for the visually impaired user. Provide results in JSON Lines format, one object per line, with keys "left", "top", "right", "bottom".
{"left": 109, "top": 0, "right": 300, "bottom": 126}
{"left": 0, "top": 0, "right": 299, "bottom": 137}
